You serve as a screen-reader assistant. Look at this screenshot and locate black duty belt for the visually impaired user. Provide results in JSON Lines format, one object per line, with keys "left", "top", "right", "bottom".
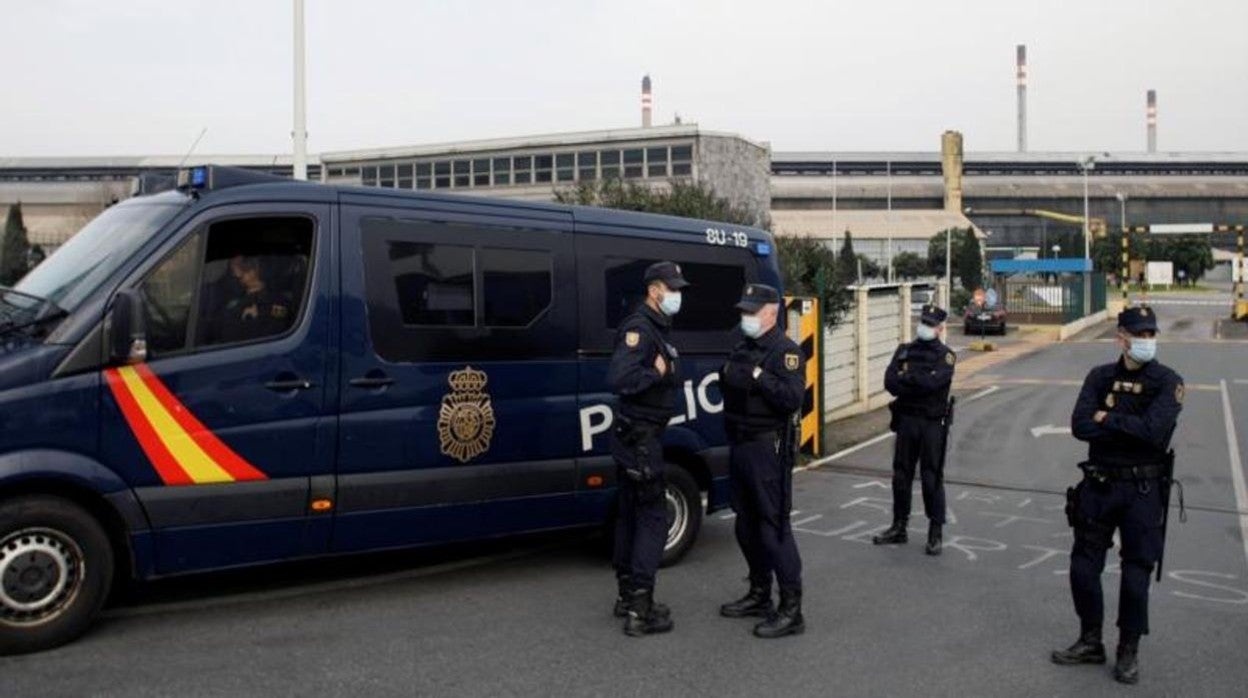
{"left": 733, "top": 430, "right": 779, "bottom": 443}
{"left": 1079, "top": 462, "right": 1168, "bottom": 481}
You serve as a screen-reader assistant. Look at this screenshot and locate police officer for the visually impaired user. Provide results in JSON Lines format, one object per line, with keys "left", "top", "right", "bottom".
{"left": 220, "top": 254, "right": 292, "bottom": 344}
{"left": 873, "top": 304, "right": 955, "bottom": 555}
{"left": 606, "top": 261, "right": 687, "bottom": 637}
{"left": 1052, "top": 306, "right": 1183, "bottom": 685}
{"left": 718, "top": 283, "right": 806, "bottom": 638}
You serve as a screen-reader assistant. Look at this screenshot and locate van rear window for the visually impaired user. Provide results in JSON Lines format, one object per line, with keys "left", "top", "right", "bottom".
{"left": 604, "top": 257, "right": 745, "bottom": 332}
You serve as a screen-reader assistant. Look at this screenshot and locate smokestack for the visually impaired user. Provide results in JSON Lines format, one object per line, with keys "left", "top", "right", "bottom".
{"left": 641, "top": 74, "right": 652, "bottom": 128}
{"left": 941, "top": 130, "right": 964, "bottom": 213}
{"left": 1147, "top": 89, "right": 1157, "bottom": 153}
{"left": 1016, "top": 45, "right": 1027, "bottom": 152}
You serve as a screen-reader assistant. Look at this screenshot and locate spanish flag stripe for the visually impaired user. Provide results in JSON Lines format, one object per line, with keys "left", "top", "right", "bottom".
{"left": 115, "top": 366, "right": 234, "bottom": 484}
{"left": 132, "top": 364, "right": 268, "bottom": 482}
{"left": 104, "top": 369, "right": 195, "bottom": 486}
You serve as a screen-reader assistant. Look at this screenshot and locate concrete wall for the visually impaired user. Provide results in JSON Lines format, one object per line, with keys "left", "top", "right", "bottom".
{"left": 698, "top": 134, "right": 771, "bottom": 227}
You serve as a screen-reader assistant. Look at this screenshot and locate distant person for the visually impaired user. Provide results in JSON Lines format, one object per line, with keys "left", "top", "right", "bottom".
{"left": 1052, "top": 306, "right": 1184, "bottom": 685}
{"left": 220, "top": 255, "right": 291, "bottom": 344}
{"left": 874, "top": 305, "right": 955, "bottom": 555}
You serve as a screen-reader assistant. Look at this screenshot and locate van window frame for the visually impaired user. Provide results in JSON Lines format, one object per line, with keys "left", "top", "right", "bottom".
{"left": 121, "top": 209, "right": 321, "bottom": 361}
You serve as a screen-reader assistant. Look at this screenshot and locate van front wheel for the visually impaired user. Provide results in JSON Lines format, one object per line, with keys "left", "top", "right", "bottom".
{"left": 660, "top": 467, "right": 702, "bottom": 567}
{"left": 0, "top": 496, "right": 114, "bottom": 656}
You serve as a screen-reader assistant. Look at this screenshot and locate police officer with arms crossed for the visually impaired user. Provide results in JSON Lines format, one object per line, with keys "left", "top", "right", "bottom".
{"left": 1052, "top": 306, "right": 1183, "bottom": 685}
{"left": 873, "top": 304, "right": 955, "bottom": 555}
{"left": 606, "top": 261, "right": 688, "bottom": 637}
{"left": 718, "top": 283, "right": 807, "bottom": 638}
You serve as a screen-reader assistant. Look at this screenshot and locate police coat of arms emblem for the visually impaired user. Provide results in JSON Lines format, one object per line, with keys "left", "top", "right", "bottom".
{"left": 437, "top": 366, "right": 496, "bottom": 463}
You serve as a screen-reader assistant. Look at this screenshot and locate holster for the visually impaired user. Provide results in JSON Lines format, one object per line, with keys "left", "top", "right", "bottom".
{"left": 615, "top": 416, "right": 660, "bottom": 485}
{"left": 1064, "top": 483, "right": 1081, "bottom": 529}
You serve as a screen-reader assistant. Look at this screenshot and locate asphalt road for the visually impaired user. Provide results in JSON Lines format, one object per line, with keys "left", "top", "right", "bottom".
{"left": 2, "top": 298, "right": 1246, "bottom": 697}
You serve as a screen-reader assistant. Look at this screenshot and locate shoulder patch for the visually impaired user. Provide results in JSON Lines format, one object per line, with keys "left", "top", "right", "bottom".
{"left": 945, "top": 351, "right": 956, "bottom": 366}
{"left": 270, "top": 304, "right": 288, "bottom": 319}
{"left": 784, "top": 353, "right": 800, "bottom": 371}
{"left": 1175, "top": 383, "right": 1185, "bottom": 404}
{"left": 624, "top": 331, "right": 640, "bottom": 349}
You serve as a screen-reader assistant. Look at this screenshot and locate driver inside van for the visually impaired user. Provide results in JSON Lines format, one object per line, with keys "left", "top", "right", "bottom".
{"left": 219, "top": 254, "right": 292, "bottom": 343}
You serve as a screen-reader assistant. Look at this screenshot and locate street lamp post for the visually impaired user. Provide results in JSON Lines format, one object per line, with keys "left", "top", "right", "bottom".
{"left": 292, "top": 0, "right": 308, "bottom": 181}
{"left": 1079, "top": 156, "right": 1096, "bottom": 316}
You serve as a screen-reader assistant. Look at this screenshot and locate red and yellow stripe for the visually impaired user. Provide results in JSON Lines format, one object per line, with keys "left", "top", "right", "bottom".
{"left": 104, "top": 364, "right": 267, "bottom": 486}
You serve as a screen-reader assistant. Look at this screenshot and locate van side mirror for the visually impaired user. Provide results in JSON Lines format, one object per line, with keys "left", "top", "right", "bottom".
{"left": 107, "top": 289, "right": 147, "bottom": 365}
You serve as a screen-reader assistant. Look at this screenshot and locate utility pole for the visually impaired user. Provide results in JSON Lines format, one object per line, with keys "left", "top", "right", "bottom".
{"left": 292, "top": 0, "right": 308, "bottom": 181}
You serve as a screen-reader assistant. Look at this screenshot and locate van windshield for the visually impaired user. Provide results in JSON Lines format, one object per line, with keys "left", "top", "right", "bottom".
{"left": 14, "top": 199, "right": 183, "bottom": 315}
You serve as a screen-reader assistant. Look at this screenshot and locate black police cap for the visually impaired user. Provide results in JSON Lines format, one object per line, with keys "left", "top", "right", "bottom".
{"left": 643, "top": 261, "right": 690, "bottom": 290}
{"left": 735, "top": 283, "right": 781, "bottom": 313}
{"left": 1118, "top": 305, "right": 1158, "bottom": 334}
{"left": 920, "top": 304, "right": 948, "bottom": 326}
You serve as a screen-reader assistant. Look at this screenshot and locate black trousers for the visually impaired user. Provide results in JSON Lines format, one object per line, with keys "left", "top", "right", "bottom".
{"left": 890, "top": 414, "right": 947, "bottom": 524}
{"left": 610, "top": 429, "right": 667, "bottom": 592}
{"left": 1069, "top": 478, "right": 1165, "bottom": 636}
{"left": 729, "top": 437, "right": 802, "bottom": 591}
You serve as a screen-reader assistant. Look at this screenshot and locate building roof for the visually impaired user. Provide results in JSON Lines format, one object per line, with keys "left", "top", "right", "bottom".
{"left": 771, "top": 209, "right": 983, "bottom": 240}
{"left": 319, "top": 123, "right": 767, "bottom": 163}
{"left": 772, "top": 151, "right": 1248, "bottom": 164}
{"left": 0, "top": 154, "right": 320, "bottom": 169}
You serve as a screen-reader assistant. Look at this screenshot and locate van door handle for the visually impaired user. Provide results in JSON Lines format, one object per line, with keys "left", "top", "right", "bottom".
{"left": 265, "top": 378, "right": 314, "bottom": 392}
{"left": 349, "top": 374, "right": 395, "bottom": 389}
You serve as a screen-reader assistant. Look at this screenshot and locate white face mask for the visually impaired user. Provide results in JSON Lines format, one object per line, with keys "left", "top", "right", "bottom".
{"left": 916, "top": 323, "right": 938, "bottom": 341}
{"left": 659, "top": 290, "right": 682, "bottom": 316}
{"left": 1127, "top": 337, "right": 1157, "bottom": 363}
{"left": 740, "top": 314, "right": 764, "bottom": 338}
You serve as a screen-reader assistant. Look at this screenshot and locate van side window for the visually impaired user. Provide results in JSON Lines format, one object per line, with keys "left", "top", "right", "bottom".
{"left": 481, "top": 248, "right": 552, "bottom": 327}
{"left": 390, "top": 242, "right": 475, "bottom": 326}
{"left": 138, "top": 231, "right": 202, "bottom": 355}
{"left": 136, "top": 216, "right": 315, "bottom": 358}
{"left": 604, "top": 257, "right": 746, "bottom": 332}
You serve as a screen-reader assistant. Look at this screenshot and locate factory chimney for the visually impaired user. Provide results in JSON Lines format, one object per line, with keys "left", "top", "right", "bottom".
{"left": 641, "top": 75, "right": 653, "bottom": 128}
{"left": 942, "top": 130, "right": 964, "bottom": 213}
{"left": 1016, "top": 45, "right": 1027, "bottom": 152}
{"left": 1147, "top": 90, "right": 1157, "bottom": 153}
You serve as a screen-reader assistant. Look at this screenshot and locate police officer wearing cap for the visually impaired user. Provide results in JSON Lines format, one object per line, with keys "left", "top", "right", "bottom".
{"left": 718, "top": 283, "right": 807, "bottom": 638}
{"left": 874, "top": 304, "right": 955, "bottom": 555}
{"left": 1052, "top": 306, "right": 1183, "bottom": 685}
{"left": 606, "top": 260, "right": 687, "bottom": 637}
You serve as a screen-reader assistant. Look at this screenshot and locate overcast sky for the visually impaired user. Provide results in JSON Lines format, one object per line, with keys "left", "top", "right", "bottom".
{"left": 2, "top": 0, "right": 1246, "bottom": 157}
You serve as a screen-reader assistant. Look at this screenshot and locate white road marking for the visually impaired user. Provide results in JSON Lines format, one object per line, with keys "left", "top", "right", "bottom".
{"left": 1219, "top": 379, "right": 1248, "bottom": 574}
{"left": 1234, "top": 379, "right": 1248, "bottom": 385}
{"left": 790, "top": 514, "right": 823, "bottom": 527}
{"left": 799, "top": 432, "right": 894, "bottom": 470}
{"left": 1030, "top": 424, "right": 1072, "bottom": 438}
{"left": 964, "top": 385, "right": 1001, "bottom": 403}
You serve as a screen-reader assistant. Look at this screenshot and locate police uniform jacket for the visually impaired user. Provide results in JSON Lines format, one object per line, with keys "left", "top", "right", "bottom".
{"left": 884, "top": 338, "right": 955, "bottom": 419}
{"left": 1071, "top": 357, "right": 1184, "bottom": 468}
{"left": 720, "top": 325, "right": 805, "bottom": 438}
{"left": 607, "top": 304, "right": 680, "bottom": 427}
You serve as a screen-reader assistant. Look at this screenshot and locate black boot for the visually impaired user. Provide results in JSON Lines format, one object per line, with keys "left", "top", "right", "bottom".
{"left": 720, "top": 585, "right": 774, "bottom": 619}
{"left": 872, "top": 518, "right": 908, "bottom": 545}
{"left": 925, "top": 522, "right": 943, "bottom": 556}
{"left": 1113, "top": 634, "right": 1140, "bottom": 685}
{"left": 753, "top": 588, "right": 805, "bottom": 638}
{"left": 1051, "top": 627, "right": 1107, "bottom": 665}
{"left": 614, "top": 578, "right": 669, "bottom": 619}
{"left": 623, "top": 589, "right": 674, "bottom": 637}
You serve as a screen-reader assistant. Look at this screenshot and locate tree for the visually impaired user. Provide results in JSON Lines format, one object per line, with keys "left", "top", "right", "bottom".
{"left": 857, "top": 254, "right": 882, "bottom": 280}
{"left": 891, "top": 251, "right": 927, "bottom": 280}
{"left": 1149, "top": 234, "right": 1213, "bottom": 284}
{"left": 774, "top": 235, "right": 851, "bottom": 327}
{"left": 955, "top": 229, "right": 984, "bottom": 292}
{"left": 554, "top": 178, "right": 766, "bottom": 228}
{"left": 835, "top": 232, "right": 859, "bottom": 286}
{"left": 1, "top": 202, "right": 31, "bottom": 286}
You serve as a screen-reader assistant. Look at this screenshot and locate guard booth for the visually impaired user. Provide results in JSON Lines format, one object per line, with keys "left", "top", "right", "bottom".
{"left": 784, "top": 296, "right": 822, "bottom": 457}
{"left": 988, "top": 258, "right": 1105, "bottom": 324}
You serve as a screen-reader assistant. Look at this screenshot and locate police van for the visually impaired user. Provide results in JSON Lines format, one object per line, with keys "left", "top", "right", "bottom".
{"left": 0, "top": 166, "right": 782, "bottom": 653}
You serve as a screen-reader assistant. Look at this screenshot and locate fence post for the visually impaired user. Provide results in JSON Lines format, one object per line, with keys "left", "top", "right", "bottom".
{"left": 855, "top": 286, "right": 870, "bottom": 408}
{"left": 899, "top": 283, "right": 912, "bottom": 343}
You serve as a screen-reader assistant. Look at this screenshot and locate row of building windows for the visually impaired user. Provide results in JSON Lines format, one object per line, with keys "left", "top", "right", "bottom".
{"left": 331, "top": 143, "right": 694, "bottom": 190}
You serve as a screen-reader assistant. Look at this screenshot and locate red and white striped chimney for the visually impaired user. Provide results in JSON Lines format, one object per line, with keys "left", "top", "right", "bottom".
{"left": 1016, "top": 45, "right": 1027, "bottom": 152}
{"left": 641, "top": 74, "right": 652, "bottom": 128}
{"left": 1147, "top": 90, "right": 1157, "bottom": 153}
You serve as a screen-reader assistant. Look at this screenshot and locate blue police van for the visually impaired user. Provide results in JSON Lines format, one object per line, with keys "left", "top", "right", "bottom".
{"left": 0, "top": 166, "right": 782, "bottom": 653}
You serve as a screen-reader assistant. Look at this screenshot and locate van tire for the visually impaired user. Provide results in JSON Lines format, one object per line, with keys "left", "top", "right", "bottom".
{"left": 0, "top": 496, "right": 114, "bottom": 656}
{"left": 660, "top": 466, "right": 702, "bottom": 567}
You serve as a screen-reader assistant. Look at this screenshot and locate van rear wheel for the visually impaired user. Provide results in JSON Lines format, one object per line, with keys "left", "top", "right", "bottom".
{"left": 0, "top": 496, "right": 114, "bottom": 656}
{"left": 660, "top": 467, "right": 702, "bottom": 567}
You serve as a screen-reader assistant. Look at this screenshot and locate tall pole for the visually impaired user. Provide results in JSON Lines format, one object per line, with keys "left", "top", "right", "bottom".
{"left": 886, "top": 160, "right": 893, "bottom": 283}
{"left": 831, "top": 158, "right": 838, "bottom": 241}
{"left": 292, "top": 0, "right": 308, "bottom": 181}
{"left": 1237, "top": 226, "right": 1245, "bottom": 316}
{"left": 945, "top": 227, "right": 952, "bottom": 306}
{"left": 1117, "top": 193, "right": 1129, "bottom": 306}
{"left": 1081, "top": 157, "right": 1094, "bottom": 316}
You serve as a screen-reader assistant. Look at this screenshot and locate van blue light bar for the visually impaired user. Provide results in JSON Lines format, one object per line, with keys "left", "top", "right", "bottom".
{"left": 755, "top": 242, "right": 772, "bottom": 257}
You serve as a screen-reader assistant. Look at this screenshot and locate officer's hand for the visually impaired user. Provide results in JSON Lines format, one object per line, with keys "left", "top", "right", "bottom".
{"left": 1093, "top": 410, "right": 1108, "bottom": 423}
{"left": 654, "top": 354, "right": 667, "bottom": 376}
{"left": 241, "top": 304, "right": 258, "bottom": 320}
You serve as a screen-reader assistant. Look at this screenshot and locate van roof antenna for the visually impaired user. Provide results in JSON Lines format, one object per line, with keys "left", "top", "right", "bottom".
{"left": 178, "top": 127, "right": 209, "bottom": 168}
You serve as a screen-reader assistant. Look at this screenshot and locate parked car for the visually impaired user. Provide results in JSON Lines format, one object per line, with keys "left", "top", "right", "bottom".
{"left": 963, "top": 302, "right": 1007, "bottom": 335}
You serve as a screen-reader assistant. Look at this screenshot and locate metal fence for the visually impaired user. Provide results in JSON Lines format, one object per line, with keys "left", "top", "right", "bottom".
{"left": 998, "top": 274, "right": 1107, "bottom": 325}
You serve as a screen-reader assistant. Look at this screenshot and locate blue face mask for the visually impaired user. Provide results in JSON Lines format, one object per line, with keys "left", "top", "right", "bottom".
{"left": 659, "top": 290, "right": 682, "bottom": 316}
{"left": 1127, "top": 337, "right": 1157, "bottom": 363}
{"left": 740, "top": 314, "right": 764, "bottom": 338}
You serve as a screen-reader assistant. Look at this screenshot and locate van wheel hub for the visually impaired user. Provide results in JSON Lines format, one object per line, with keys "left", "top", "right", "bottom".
{"left": 0, "top": 529, "right": 81, "bottom": 622}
